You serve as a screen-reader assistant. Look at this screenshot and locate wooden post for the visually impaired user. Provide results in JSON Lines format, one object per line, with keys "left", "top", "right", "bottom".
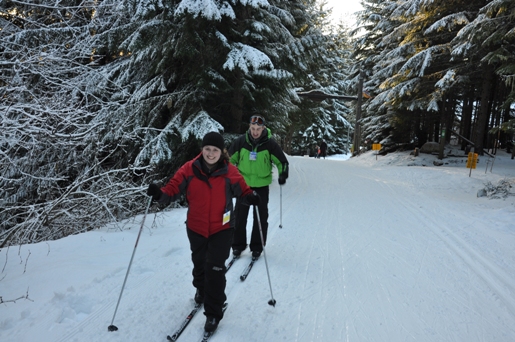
{"left": 353, "top": 71, "right": 364, "bottom": 155}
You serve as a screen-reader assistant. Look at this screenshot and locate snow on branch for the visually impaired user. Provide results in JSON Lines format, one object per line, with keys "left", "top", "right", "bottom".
{"left": 425, "top": 12, "right": 470, "bottom": 35}
{"left": 267, "top": 5, "right": 295, "bottom": 27}
{"left": 179, "top": 111, "right": 224, "bottom": 141}
{"left": 175, "top": 0, "right": 235, "bottom": 20}
{"left": 0, "top": 1, "right": 157, "bottom": 247}
{"left": 223, "top": 43, "right": 274, "bottom": 73}
{"left": 435, "top": 69, "right": 457, "bottom": 91}
{"left": 399, "top": 45, "right": 447, "bottom": 78}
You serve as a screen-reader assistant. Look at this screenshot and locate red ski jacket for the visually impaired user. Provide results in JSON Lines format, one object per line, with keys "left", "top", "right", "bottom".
{"left": 159, "top": 154, "right": 253, "bottom": 238}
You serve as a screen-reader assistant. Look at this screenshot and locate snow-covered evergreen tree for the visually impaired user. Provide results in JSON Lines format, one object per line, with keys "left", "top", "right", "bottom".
{"left": 86, "top": 0, "right": 327, "bottom": 164}
{"left": 351, "top": 0, "right": 514, "bottom": 156}
{"left": 0, "top": 1, "right": 162, "bottom": 246}
{"left": 450, "top": 0, "right": 515, "bottom": 153}
{"left": 0, "top": 0, "right": 332, "bottom": 245}
{"left": 351, "top": 0, "right": 399, "bottom": 149}
{"left": 289, "top": 2, "right": 354, "bottom": 156}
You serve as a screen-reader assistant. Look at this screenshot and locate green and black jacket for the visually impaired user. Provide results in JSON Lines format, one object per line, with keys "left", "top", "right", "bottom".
{"left": 228, "top": 128, "right": 289, "bottom": 188}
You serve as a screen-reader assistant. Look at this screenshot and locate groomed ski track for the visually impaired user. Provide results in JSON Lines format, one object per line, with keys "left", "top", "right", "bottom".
{"left": 3, "top": 154, "right": 515, "bottom": 342}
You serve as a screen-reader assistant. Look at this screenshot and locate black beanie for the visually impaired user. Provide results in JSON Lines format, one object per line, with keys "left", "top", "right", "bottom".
{"left": 202, "top": 132, "right": 225, "bottom": 150}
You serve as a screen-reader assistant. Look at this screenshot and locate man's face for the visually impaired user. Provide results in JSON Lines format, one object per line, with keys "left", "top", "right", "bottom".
{"left": 249, "top": 124, "right": 265, "bottom": 139}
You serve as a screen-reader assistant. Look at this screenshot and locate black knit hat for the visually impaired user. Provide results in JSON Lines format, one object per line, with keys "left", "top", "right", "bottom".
{"left": 201, "top": 132, "right": 225, "bottom": 150}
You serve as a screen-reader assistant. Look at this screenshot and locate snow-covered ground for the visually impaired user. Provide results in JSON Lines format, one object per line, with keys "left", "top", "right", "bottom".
{"left": 2, "top": 148, "right": 515, "bottom": 342}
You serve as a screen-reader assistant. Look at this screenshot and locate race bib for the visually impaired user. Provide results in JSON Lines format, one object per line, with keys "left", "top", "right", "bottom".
{"left": 223, "top": 210, "right": 230, "bottom": 225}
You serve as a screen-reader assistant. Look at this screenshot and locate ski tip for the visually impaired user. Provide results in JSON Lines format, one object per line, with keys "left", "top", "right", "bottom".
{"left": 201, "top": 331, "right": 214, "bottom": 341}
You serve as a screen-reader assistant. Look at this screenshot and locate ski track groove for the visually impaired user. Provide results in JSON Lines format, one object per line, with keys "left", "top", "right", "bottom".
{"left": 24, "top": 156, "right": 513, "bottom": 342}
{"left": 289, "top": 159, "right": 320, "bottom": 341}
{"left": 424, "top": 200, "right": 514, "bottom": 315}
{"left": 297, "top": 211, "right": 318, "bottom": 340}
{"left": 335, "top": 163, "right": 514, "bottom": 341}
{"left": 380, "top": 174, "right": 515, "bottom": 325}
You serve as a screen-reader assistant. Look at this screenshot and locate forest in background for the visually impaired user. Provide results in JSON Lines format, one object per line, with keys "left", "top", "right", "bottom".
{"left": 1, "top": 0, "right": 514, "bottom": 246}
{"left": 353, "top": 0, "right": 515, "bottom": 157}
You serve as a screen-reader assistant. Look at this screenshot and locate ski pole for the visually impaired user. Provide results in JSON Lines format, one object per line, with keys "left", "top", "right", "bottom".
{"left": 108, "top": 196, "right": 152, "bottom": 332}
{"left": 254, "top": 205, "right": 276, "bottom": 307}
{"left": 279, "top": 185, "right": 283, "bottom": 228}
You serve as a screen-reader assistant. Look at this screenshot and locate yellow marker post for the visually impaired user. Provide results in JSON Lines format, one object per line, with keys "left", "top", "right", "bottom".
{"left": 372, "top": 143, "right": 381, "bottom": 160}
{"left": 466, "top": 152, "right": 478, "bottom": 177}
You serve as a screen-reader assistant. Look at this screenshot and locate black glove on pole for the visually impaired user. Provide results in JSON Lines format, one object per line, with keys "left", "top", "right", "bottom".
{"left": 278, "top": 163, "right": 288, "bottom": 185}
{"left": 247, "top": 191, "right": 261, "bottom": 206}
{"left": 147, "top": 183, "right": 162, "bottom": 202}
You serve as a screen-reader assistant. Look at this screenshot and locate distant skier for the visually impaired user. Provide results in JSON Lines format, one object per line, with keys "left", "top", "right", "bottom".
{"left": 319, "top": 140, "right": 328, "bottom": 159}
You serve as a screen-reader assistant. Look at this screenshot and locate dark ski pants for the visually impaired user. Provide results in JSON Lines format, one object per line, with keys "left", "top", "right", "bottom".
{"left": 187, "top": 228, "right": 233, "bottom": 320}
{"left": 232, "top": 185, "right": 269, "bottom": 253}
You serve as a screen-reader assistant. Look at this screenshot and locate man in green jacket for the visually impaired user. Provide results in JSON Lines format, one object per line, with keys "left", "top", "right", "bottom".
{"left": 228, "top": 115, "right": 289, "bottom": 259}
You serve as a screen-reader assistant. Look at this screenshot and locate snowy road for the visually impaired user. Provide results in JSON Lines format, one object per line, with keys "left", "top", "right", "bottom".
{"left": 2, "top": 152, "right": 515, "bottom": 342}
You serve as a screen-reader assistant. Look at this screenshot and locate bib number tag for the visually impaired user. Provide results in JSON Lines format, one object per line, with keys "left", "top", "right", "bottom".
{"left": 223, "top": 210, "right": 230, "bottom": 225}
{"left": 249, "top": 151, "right": 257, "bottom": 161}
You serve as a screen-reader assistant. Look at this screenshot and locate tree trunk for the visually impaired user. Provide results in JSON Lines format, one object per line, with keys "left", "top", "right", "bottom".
{"left": 437, "top": 98, "right": 449, "bottom": 159}
{"left": 229, "top": 71, "right": 244, "bottom": 133}
{"left": 227, "top": 5, "right": 251, "bottom": 134}
{"left": 283, "top": 125, "right": 294, "bottom": 155}
{"left": 460, "top": 85, "right": 474, "bottom": 150}
{"left": 433, "top": 119, "right": 440, "bottom": 143}
{"left": 426, "top": 114, "right": 434, "bottom": 143}
{"left": 474, "top": 64, "right": 495, "bottom": 155}
{"left": 446, "top": 97, "right": 457, "bottom": 144}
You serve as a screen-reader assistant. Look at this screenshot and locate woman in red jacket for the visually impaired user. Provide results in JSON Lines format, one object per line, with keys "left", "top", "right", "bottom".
{"left": 147, "top": 132, "right": 259, "bottom": 333}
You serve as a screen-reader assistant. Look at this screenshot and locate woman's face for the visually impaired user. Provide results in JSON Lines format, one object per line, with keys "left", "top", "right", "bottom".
{"left": 202, "top": 145, "right": 222, "bottom": 166}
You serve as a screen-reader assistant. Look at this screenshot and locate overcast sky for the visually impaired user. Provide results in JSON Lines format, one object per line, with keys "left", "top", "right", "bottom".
{"left": 325, "top": 0, "right": 363, "bottom": 26}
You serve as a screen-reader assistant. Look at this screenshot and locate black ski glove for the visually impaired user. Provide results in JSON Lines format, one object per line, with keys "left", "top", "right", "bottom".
{"left": 246, "top": 191, "right": 261, "bottom": 206}
{"left": 147, "top": 183, "right": 162, "bottom": 202}
{"left": 278, "top": 174, "right": 287, "bottom": 185}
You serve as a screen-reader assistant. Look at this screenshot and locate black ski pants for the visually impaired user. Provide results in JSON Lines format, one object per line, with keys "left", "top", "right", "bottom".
{"left": 232, "top": 185, "right": 269, "bottom": 253}
{"left": 187, "top": 228, "right": 233, "bottom": 320}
